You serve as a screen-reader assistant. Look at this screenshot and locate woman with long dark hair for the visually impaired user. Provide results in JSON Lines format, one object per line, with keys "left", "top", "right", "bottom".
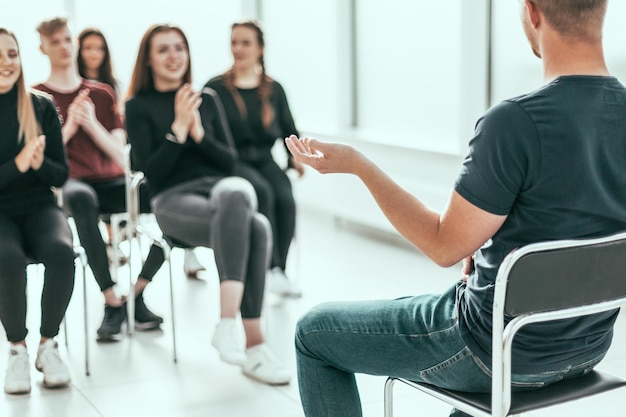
{"left": 205, "top": 20, "right": 304, "bottom": 297}
{"left": 125, "top": 23, "right": 290, "bottom": 385}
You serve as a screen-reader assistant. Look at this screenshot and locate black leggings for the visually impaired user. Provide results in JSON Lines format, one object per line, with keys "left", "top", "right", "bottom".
{"left": 0, "top": 206, "right": 75, "bottom": 342}
{"left": 62, "top": 178, "right": 164, "bottom": 291}
{"left": 235, "top": 160, "right": 295, "bottom": 270}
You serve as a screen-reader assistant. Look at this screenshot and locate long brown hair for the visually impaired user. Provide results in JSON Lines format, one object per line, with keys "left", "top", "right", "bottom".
{"left": 77, "top": 27, "right": 118, "bottom": 92}
{"left": 0, "top": 28, "right": 40, "bottom": 143}
{"left": 127, "top": 24, "right": 192, "bottom": 99}
{"left": 222, "top": 20, "right": 274, "bottom": 130}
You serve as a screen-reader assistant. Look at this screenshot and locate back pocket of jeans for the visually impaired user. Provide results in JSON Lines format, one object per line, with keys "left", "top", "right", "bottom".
{"left": 419, "top": 347, "right": 492, "bottom": 392}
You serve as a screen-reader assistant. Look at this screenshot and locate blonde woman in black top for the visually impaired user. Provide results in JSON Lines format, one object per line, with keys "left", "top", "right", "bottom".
{"left": 0, "top": 28, "right": 73, "bottom": 394}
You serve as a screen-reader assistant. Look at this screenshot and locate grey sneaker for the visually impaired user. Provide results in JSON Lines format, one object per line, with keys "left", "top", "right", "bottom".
{"left": 97, "top": 304, "right": 127, "bottom": 341}
{"left": 35, "top": 340, "right": 70, "bottom": 388}
{"left": 134, "top": 293, "right": 163, "bottom": 330}
{"left": 4, "top": 345, "right": 31, "bottom": 394}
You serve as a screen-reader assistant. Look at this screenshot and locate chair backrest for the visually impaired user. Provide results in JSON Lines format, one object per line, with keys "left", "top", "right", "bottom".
{"left": 495, "top": 231, "right": 626, "bottom": 317}
{"left": 489, "top": 231, "right": 626, "bottom": 417}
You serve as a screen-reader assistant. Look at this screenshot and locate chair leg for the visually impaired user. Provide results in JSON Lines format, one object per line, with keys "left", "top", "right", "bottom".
{"left": 109, "top": 216, "right": 121, "bottom": 283}
{"left": 127, "top": 231, "right": 135, "bottom": 336}
{"left": 384, "top": 377, "right": 397, "bottom": 417}
{"left": 62, "top": 317, "right": 68, "bottom": 347}
{"left": 75, "top": 247, "right": 90, "bottom": 376}
{"left": 82, "top": 260, "right": 90, "bottom": 376}
{"left": 165, "top": 246, "right": 177, "bottom": 363}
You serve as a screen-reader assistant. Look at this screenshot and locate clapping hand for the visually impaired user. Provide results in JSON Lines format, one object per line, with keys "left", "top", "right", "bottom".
{"left": 172, "top": 84, "right": 202, "bottom": 143}
{"left": 15, "top": 135, "right": 46, "bottom": 173}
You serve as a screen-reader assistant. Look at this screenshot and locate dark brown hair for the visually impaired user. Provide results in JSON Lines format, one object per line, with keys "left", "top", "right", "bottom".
{"left": 127, "top": 24, "right": 192, "bottom": 98}
{"left": 222, "top": 20, "right": 274, "bottom": 131}
{"left": 77, "top": 28, "right": 118, "bottom": 92}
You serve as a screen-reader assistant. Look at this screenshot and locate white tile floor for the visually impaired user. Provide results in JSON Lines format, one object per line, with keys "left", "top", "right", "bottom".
{"left": 1, "top": 207, "right": 625, "bottom": 417}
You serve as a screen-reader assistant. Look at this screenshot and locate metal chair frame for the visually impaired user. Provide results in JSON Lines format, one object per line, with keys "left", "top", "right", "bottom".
{"left": 121, "top": 144, "right": 178, "bottom": 363}
{"left": 384, "top": 231, "right": 626, "bottom": 417}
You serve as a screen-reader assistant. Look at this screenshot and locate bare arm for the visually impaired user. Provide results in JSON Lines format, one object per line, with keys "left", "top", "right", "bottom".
{"left": 285, "top": 135, "right": 506, "bottom": 267}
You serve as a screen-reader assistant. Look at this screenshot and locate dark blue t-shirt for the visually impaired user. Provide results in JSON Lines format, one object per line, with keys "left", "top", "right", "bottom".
{"left": 455, "top": 76, "right": 626, "bottom": 374}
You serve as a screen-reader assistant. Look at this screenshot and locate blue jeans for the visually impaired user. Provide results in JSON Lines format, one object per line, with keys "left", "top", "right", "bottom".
{"left": 295, "top": 283, "right": 607, "bottom": 417}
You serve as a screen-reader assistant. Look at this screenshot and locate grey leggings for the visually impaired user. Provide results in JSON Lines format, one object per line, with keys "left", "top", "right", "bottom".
{"left": 152, "top": 176, "right": 270, "bottom": 319}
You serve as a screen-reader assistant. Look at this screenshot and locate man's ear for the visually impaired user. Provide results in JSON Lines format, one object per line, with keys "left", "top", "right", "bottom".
{"left": 525, "top": 0, "right": 541, "bottom": 29}
{"left": 39, "top": 43, "right": 45, "bottom": 55}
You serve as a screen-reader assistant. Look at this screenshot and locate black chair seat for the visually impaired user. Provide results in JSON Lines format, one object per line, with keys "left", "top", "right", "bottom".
{"left": 404, "top": 370, "right": 626, "bottom": 415}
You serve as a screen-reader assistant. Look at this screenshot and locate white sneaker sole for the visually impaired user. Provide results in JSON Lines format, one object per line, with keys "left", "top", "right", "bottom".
{"left": 43, "top": 377, "right": 70, "bottom": 388}
{"left": 4, "top": 383, "right": 31, "bottom": 395}
{"left": 242, "top": 368, "right": 291, "bottom": 386}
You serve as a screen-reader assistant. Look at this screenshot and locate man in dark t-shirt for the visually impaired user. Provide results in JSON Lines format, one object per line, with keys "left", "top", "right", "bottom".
{"left": 285, "top": 1, "right": 626, "bottom": 417}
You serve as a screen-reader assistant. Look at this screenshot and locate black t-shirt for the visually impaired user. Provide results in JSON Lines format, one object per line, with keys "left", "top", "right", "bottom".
{"left": 455, "top": 75, "right": 626, "bottom": 373}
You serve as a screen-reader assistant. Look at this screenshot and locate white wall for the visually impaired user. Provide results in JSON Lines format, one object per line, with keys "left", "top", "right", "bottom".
{"left": 0, "top": 0, "right": 66, "bottom": 85}
{"left": 3, "top": 0, "right": 624, "bottom": 240}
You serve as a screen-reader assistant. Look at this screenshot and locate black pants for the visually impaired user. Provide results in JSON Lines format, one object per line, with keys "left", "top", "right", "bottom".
{"left": 235, "top": 160, "right": 296, "bottom": 270}
{"left": 0, "top": 205, "right": 75, "bottom": 342}
{"left": 62, "top": 178, "right": 164, "bottom": 291}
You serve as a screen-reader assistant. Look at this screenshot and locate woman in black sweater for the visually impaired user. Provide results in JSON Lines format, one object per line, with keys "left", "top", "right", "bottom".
{"left": 0, "top": 28, "right": 74, "bottom": 394}
{"left": 125, "top": 24, "right": 289, "bottom": 386}
{"left": 205, "top": 20, "right": 304, "bottom": 297}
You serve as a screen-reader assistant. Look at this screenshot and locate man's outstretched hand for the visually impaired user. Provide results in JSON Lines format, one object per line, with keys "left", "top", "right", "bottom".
{"left": 284, "top": 134, "right": 368, "bottom": 175}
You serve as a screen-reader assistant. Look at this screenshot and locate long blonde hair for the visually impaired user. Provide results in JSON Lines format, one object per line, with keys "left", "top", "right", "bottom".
{"left": 0, "top": 28, "right": 40, "bottom": 143}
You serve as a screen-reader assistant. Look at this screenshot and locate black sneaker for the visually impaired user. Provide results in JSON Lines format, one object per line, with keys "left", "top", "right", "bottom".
{"left": 134, "top": 293, "right": 163, "bottom": 331}
{"left": 97, "top": 304, "right": 126, "bottom": 341}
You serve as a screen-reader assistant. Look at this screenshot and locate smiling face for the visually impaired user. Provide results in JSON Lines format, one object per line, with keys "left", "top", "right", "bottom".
{"left": 230, "top": 25, "right": 263, "bottom": 71}
{"left": 80, "top": 33, "right": 106, "bottom": 73}
{"left": 0, "top": 33, "right": 21, "bottom": 94}
{"left": 149, "top": 30, "right": 189, "bottom": 91}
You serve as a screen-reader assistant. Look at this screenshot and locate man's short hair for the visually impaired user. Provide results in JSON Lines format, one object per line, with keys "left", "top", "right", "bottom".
{"left": 36, "top": 17, "right": 68, "bottom": 38}
{"left": 533, "top": 0, "right": 607, "bottom": 40}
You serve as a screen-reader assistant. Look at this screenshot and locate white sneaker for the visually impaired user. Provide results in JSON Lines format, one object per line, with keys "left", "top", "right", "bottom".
{"left": 183, "top": 249, "right": 205, "bottom": 276}
{"left": 4, "top": 345, "right": 31, "bottom": 394}
{"left": 267, "top": 267, "right": 302, "bottom": 298}
{"left": 242, "top": 344, "right": 291, "bottom": 386}
{"left": 211, "top": 318, "right": 247, "bottom": 365}
{"left": 35, "top": 340, "right": 70, "bottom": 388}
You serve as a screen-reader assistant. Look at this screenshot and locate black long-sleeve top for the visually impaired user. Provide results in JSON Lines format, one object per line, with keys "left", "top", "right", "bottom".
{"left": 0, "top": 86, "right": 68, "bottom": 215}
{"left": 204, "top": 76, "right": 299, "bottom": 165}
{"left": 125, "top": 87, "right": 237, "bottom": 195}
